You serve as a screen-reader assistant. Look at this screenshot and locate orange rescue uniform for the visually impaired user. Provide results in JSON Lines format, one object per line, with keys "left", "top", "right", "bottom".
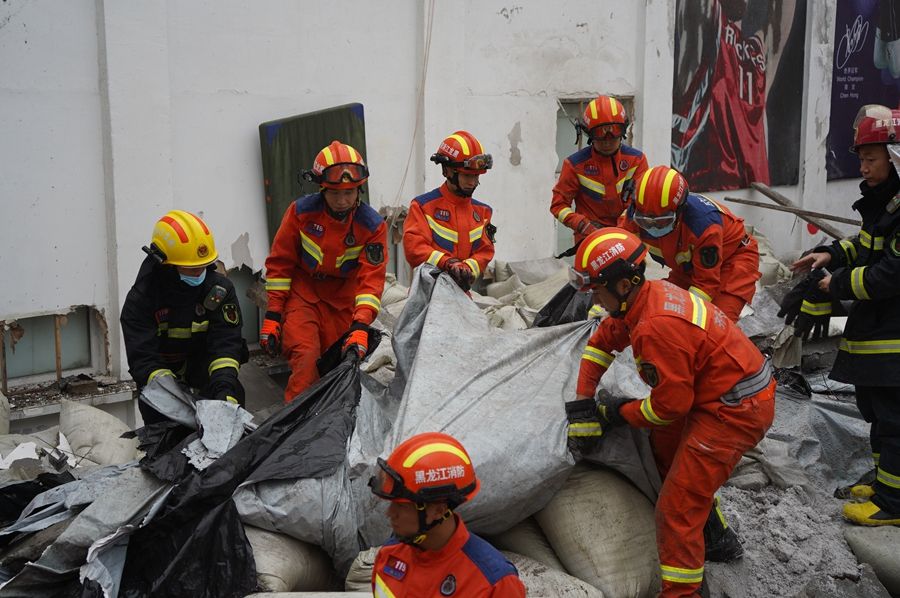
{"left": 551, "top": 144, "right": 649, "bottom": 243}
{"left": 264, "top": 194, "right": 387, "bottom": 402}
{"left": 622, "top": 193, "right": 760, "bottom": 322}
{"left": 577, "top": 280, "right": 774, "bottom": 597}
{"left": 372, "top": 517, "right": 526, "bottom": 597}
{"left": 403, "top": 183, "right": 495, "bottom": 278}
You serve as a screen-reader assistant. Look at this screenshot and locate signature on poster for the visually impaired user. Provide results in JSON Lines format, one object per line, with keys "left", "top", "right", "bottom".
{"left": 837, "top": 15, "right": 869, "bottom": 69}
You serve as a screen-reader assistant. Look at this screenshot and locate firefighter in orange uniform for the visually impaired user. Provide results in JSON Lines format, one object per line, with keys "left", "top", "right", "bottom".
{"left": 369, "top": 432, "right": 526, "bottom": 597}
{"left": 622, "top": 165, "right": 760, "bottom": 322}
{"left": 564, "top": 229, "right": 774, "bottom": 597}
{"left": 403, "top": 130, "right": 495, "bottom": 291}
{"left": 260, "top": 141, "right": 387, "bottom": 403}
{"left": 551, "top": 95, "right": 649, "bottom": 244}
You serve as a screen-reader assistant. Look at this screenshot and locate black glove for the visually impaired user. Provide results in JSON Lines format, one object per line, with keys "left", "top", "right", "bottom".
{"left": 777, "top": 269, "right": 826, "bottom": 326}
{"left": 564, "top": 399, "right": 603, "bottom": 459}
{"left": 595, "top": 390, "right": 632, "bottom": 429}
{"left": 794, "top": 285, "right": 832, "bottom": 340}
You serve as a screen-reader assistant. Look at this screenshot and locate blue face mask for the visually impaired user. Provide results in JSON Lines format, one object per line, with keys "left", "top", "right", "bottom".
{"left": 640, "top": 221, "right": 677, "bottom": 238}
{"left": 179, "top": 269, "right": 207, "bottom": 287}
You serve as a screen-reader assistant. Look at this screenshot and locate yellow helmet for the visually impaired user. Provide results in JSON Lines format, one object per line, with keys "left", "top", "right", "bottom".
{"left": 150, "top": 210, "right": 218, "bottom": 267}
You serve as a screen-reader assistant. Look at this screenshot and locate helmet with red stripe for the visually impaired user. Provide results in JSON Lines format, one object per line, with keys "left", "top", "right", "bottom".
{"left": 304, "top": 140, "right": 369, "bottom": 190}
{"left": 630, "top": 166, "right": 689, "bottom": 238}
{"left": 150, "top": 210, "right": 218, "bottom": 267}
{"left": 430, "top": 131, "right": 493, "bottom": 175}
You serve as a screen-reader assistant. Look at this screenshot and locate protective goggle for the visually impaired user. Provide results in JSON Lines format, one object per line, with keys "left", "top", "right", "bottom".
{"left": 368, "top": 458, "right": 474, "bottom": 505}
{"left": 452, "top": 153, "right": 493, "bottom": 171}
{"left": 568, "top": 268, "right": 603, "bottom": 292}
{"left": 590, "top": 123, "right": 626, "bottom": 139}
{"left": 319, "top": 162, "right": 369, "bottom": 185}
{"left": 632, "top": 211, "right": 677, "bottom": 238}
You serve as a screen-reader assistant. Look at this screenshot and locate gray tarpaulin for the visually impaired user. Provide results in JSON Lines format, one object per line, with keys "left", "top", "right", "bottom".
{"left": 235, "top": 265, "right": 659, "bottom": 574}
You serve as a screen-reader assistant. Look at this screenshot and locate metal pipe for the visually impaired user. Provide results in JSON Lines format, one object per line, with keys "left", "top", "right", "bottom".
{"left": 750, "top": 182, "right": 847, "bottom": 240}
{"left": 721, "top": 196, "right": 861, "bottom": 226}
{"left": 54, "top": 315, "right": 62, "bottom": 384}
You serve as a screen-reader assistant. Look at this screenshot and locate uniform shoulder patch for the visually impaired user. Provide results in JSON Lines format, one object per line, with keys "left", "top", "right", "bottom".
{"left": 222, "top": 303, "right": 240, "bottom": 326}
{"left": 365, "top": 243, "right": 385, "bottom": 265}
{"left": 699, "top": 246, "right": 719, "bottom": 268}
{"left": 639, "top": 362, "right": 660, "bottom": 387}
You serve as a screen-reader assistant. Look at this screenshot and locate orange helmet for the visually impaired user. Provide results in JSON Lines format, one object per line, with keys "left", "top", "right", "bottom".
{"left": 630, "top": 166, "right": 689, "bottom": 238}
{"left": 430, "top": 131, "right": 493, "bottom": 175}
{"left": 570, "top": 228, "right": 648, "bottom": 292}
{"left": 148, "top": 210, "right": 218, "bottom": 267}
{"left": 303, "top": 140, "right": 369, "bottom": 189}
{"left": 852, "top": 104, "right": 900, "bottom": 151}
{"left": 369, "top": 432, "right": 480, "bottom": 508}
{"left": 580, "top": 95, "right": 629, "bottom": 141}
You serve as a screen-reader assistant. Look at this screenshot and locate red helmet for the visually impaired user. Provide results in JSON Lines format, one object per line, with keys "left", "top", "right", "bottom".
{"left": 430, "top": 131, "right": 493, "bottom": 174}
{"left": 852, "top": 105, "right": 900, "bottom": 152}
{"left": 581, "top": 95, "right": 629, "bottom": 140}
{"left": 570, "top": 228, "right": 648, "bottom": 292}
{"left": 304, "top": 140, "right": 369, "bottom": 189}
{"left": 631, "top": 166, "right": 689, "bottom": 237}
{"left": 369, "top": 432, "right": 480, "bottom": 508}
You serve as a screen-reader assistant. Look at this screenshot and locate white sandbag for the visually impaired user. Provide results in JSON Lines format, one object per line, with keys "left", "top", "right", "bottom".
{"left": 381, "top": 277, "right": 409, "bottom": 307}
{"left": 493, "top": 260, "right": 512, "bottom": 283}
{"left": 503, "top": 551, "right": 604, "bottom": 597}
{"left": 844, "top": 526, "right": 900, "bottom": 595}
{"left": 58, "top": 399, "right": 138, "bottom": 466}
{"left": 245, "top": 525, "right": 338, "bottom": 592}
{"left": 521, "top": 268, "right": 572, "bottom": 310}
{"left": 753, "top": 228, "right": 791, "bottom": 287}
{"left": 486, "top": 305, "right": 528, "bottom": 331}
{"left": 486, "top": 516, "right": 567, "bottom": 573}
{"left": 0, "top": 390, "right": 9, "bottom": 435}
{"left": 535, "top": 465, "right": 659, "bottom": 598}
{"left": 470, "top": 291, "right": 502, "bottom": 309}
{"left": 505, "top": 257, "right": 568, "bottom": 285}
{"left": 486, "top": 274, "right": 525, "bottom": 299}
{"left": 344, "top": 547, "right": 378, "bottom": 591}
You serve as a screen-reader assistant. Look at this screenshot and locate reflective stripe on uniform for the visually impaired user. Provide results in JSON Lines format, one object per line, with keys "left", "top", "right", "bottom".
{"left": 688, "top": 286, "right": 711, "bottom": 302}
{"left": 800, "top": 300, "right": 831, "bottom": 316}
{"left": 373, "top": 574, "right": 398, "bottom": 598}
{"left": 839, "top": 338, "right": 900, "bottom": 354}
{"left": 355, "top": 293, "right": 382, "bottom": 313}
{"left": 587, "top": 304, "right": 606, "bottom": 318}
{"left": 568, "top": 421, "right": 603, "bottom": 437}
{"left": 874, "top": 452, "right": 881, "bottom": 466}
{"left": 425, "top": 215, "right": 459, "bottom": 243}
{"left": 464, "top": 258, "right": 481, "bottom": 278}
{"left": 640, "top": 396, "right": 673, "bottom": 426}
{"left": 877, "top": 466, "right": 900, "bottom": 489}
{"left": 300, "top": 232, "right": 324, "bottom": 265}
{"left": 147, "top": 369, "right": 174, "bottom": 383}
{"left": 839, "top": 238, "right": 858, "bottom": 262}
{"left": 192, "top": 321, "right": 209, "bottom": 333}
{"left": 859, "top": 230, "right": 884, "bottom": 251}
{"left": 582, "top": 346, "right": 614, "bottom": 368}
{"left": 689, "top": 293, "right": 708, "bottom": 329}
{"left": 660, "top": 564, "right": 704, "bottom": 584}
{"left": 336, "top": 246, "right": 363, "bottom": 268}
{"left": 265, "top": 277, "right": 291, "bottom": 291}
{"left": 209, "top": 357, "right": 239, "bottom": 375}
{"left": 164, "top": 321, "right": 208, "bottom": 339}
{"left": 851, "top": 267, "right": 870, "bottom": 299}
{"left": 167, "top": 327, "right": 193, "bottom": 339}
{"left": 427, "top": 250, "right": 445, "bottom": 266}
{"left": 557, "top": 207, "right": 575, "bottom": 224}
{"left": 615, "top": 166, "right": 639, "bottom": 192}
{"left": 577, "top": 174, "right": 606, "bottom": 196}
{"left": 468, "top": 225, "right": 484, "bottom": 243}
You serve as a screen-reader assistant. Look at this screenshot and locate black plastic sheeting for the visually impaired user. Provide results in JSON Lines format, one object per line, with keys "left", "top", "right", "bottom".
{"left": 0, "top": 471, "right": 75, "bottom": 533}
{"left": 117, "top": 356, "right": 363, "bottom": 598}
{"left": 532, "top": 283, "right": 591, "bottom": 327}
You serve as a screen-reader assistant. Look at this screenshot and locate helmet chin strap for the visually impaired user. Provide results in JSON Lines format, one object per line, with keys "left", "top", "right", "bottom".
{"left": 447, "top": 169, "right": 477, "bottom": 197}
{"left": 397, "top": 505, "right": 453, "bottom": 547}
{"left": 608, "top": 274, "right": 644, "bottom": 318}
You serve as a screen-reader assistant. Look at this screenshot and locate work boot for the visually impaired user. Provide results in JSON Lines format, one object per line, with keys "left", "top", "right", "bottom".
{"left": 703, "top": 498, "right": 744, "bottom": 562}
{"left": 834, "top": 468, "right": 876, "bottom": 499}
{"left": 843, "top": 501, "right": 900, "bottom": 526}
{"left": 850, "top": 484, "right": 875, "bottom": 499}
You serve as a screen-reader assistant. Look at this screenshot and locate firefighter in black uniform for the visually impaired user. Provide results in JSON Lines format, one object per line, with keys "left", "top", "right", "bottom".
{"left": 121, "top": 210, "right": 247, "bottom": 423}
{"left": 790, "top": 105, "right": 900, "bottom": 526}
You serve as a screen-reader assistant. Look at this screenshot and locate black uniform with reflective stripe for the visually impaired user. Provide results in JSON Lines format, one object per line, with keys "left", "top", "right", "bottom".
{"left": 121, "top": 255, "right": 246, "bottom": 399}
{"left": 822, "top": 170, "right": 900, "bottom": 385}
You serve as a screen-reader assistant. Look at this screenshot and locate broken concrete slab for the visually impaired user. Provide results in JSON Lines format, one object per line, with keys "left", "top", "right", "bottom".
{"left": 843, "top": 525, "right": 900, "bottom": 595}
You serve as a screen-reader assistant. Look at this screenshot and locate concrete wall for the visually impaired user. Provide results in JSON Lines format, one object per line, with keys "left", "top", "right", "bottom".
{"left": 0, "top": 0, "right": 856, "bottom": 381}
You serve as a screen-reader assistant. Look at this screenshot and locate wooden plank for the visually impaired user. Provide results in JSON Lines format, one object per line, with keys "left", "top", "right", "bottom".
{"left": 750, "top": 182, "right": 848, "bottom": 240}
{"left": 721, "top": 196, "right": 861, "bottom": 226}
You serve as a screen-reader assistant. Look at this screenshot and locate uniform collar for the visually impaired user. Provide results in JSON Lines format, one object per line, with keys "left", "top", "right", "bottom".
{"left": 622, "top": 281, "right": 651, "bottom": 329}
{"left": 410, "top": 515, "right": 469, "bottom": 564}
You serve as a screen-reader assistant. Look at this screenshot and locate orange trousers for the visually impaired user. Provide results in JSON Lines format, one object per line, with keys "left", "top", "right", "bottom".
{"left": 649, "top": 380, "right": 775, "bottom": 597}
{"left": 280, "top": 294, "right": 351, "bottom": 403}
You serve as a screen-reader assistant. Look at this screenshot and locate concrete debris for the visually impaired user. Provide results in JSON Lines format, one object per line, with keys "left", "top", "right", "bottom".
{"left": 843, "top": 527, "right": 900, "bottom": 595}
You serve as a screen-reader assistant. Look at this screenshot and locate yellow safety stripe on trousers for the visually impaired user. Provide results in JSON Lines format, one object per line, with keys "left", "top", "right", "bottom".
{"left": 859, "top": 229, "right": 884, "bottom": 251}
{"left": 577, "top": 174, "right": 606, "bottom": 195}
{"left": 660, "top": 564, "right": 704, "bottom": 584}
{"left": 425, "top": 215, "right": 459, "bottom": 243}
{"left": 265, "top": 277, "right": 291, "bottom": 291}
{"left": 556, "top": 207, "right": 575, "bottom": 224}
{"left": 300, "top": 232, "right": 324, "bottom": 265}
{"left": 335, "top": 245, "right": 363, "bottom": 268}
{"left": 688, "top": 286, "right": 712, "bottom": 302}
{"left": 568, "top": 421, "right": 603, "bottom": 437}
{"left": 355, "top": 293, "right": 382, "bottom": 314}
{"left": 839, "top": 338, "right": 900, "bottom": 354}
{"left": 689, "top": 293, "right": 708, "bottom": 329}
{"left": 373, "top": 573, "right": 398, "bottom": 598}
{"left": 850, "top": 267, "right": 870, "bottom": 300}
{"left": 615, "top": 166, "right": 640, "bottom": 192}
{"left": 839, "top": 238, "right": 858, "bottom": 263}
{"left": 464, "top": 258, "right": 481, "bottom": 278}
{"left": 209, "top": 357, "right": 239, "bottom": 375}
{"left": 427, "top": 250, "right": 445, "bottom": 266}
{"left": 877, "top": 466, "right": 900, "bottom": 489}
{"left": 713, "top": 495, "right": 728, "bottom": 528}
{"left": 147, "top": 369, "right": 175, "bottom": 383}
{"left": 469, "top": 225, "right": 485, "bottom": 243}
{"left": 582, "top": 346, "right": 614, "bottom": 368}
{"left": 800, "top": 300, "right": 831, "bottom": 316}
{"left": 874, "top": 452, "right": 881, "bottom": 466}
{"left": 640, "top": 396, "right": 674, "bottom": 426}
